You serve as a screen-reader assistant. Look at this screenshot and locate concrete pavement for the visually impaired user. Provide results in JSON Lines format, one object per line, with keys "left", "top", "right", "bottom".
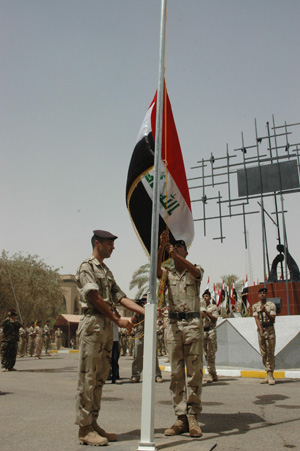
{"left": 1, "top": 352, "right": 300, "bottom": 451}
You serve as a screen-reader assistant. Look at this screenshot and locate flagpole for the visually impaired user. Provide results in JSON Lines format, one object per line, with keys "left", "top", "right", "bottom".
{"left": 138, "top": 1, "right": 167, "bottom": 450}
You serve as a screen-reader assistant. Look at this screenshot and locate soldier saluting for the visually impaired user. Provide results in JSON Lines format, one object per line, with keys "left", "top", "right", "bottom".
{"left": 1, "top": 309, "right": 22, "bottom": 372}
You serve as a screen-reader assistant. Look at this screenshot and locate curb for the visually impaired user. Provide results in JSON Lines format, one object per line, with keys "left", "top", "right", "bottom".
{"left": 48, "top": 351, "right": 300, "bottom": 379}
{"left": 49, "top": 349, "right": 79, "bottom": 354}
{"left": 159, "top": 364, "right": 300, "bottom": 379}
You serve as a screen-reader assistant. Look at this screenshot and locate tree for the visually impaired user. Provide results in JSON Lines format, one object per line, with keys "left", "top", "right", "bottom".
{"left": 129, "top": 260, "right": 174, "bottom": 302}
{"left": 129, "top": 262, "right": 150, "bottom": 299}
{"left": 0, "top": 251, "right": 65, "bottom": 324}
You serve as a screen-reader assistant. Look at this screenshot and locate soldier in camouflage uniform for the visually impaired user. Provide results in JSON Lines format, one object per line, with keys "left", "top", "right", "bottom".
{"left": 27, "top": 322, "right": 35, "bottom": 356}
{"left": 75, "top": 230, "right": 145, "bottom": 446}
{"left": 252, "top": 287, "right": 276, "bottom": 385}
{"left": 130, "top": 294, "right": 162, "bottom": 383}
{"left": 1, "top": 309, "right": 22, "bottom": 371}
{"left": 119, "top": 328, "right": 128, "bottom": 356}
{"left": 127, "top": 329, "right": 134, "bottom": 356}
{"left": 18, "top": 323, "right": 27, "bottom": 357}
{"left": 157, "top": 320, "right": 165, "bottom": 356}
{"left": 43, "top": 320, "right": 52, "bottom": 355}
{"left": 201, "top": 289, "right": 219, "bottom": 383}
{"left": 157, "top": 230, "right": 205, "bottom": 438}
{"left": 34, "top": 321, "right": 43, "bottom": 359}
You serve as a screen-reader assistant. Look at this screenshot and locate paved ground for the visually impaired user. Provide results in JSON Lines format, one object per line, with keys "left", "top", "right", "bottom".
{"left": 1, "top": 353, "right": 300, "bottom": 451}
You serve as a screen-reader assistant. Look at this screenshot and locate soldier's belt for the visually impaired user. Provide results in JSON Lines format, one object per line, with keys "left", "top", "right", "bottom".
{"left": 168, "top": 311, "right": 200, "bottom": 320}
{"left": 262, "top": 322, "right": 274, "bottom": 328}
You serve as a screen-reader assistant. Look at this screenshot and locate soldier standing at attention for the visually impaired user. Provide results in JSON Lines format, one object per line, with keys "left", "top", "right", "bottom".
{"left": 75, "top": 230, "right": 145, "bottom": 447}
{"left": 18, "top": 323, "right": 27, "bottom": 357}
{"left": 54, "top": 327, "right": 62, "bottom": 350}
{"left": 252, "top": 287, "right": 276, "bottom": 385}
{"left": 43, "top": 320, "right": 52, "bottom": 356}
{"left": 34, "top": 321, "right": 43, "bottom": 359}
{"left": 201, "top": 289, "right": 219, "bottom": 383}
{"left": 130, "top": 294, "right": 162, "bottom": 384}
{"left": 1, "top": 309, "right": 22, "bottom": 372}
{"left": 157, "top": 230, "right": 205, "bottom": 438}
{"left": 27, "top": 322, "right": 35, "bottom": 356}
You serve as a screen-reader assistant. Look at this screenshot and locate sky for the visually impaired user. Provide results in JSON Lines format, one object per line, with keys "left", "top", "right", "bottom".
{"left": 1, "top": 0, "right": 300, "bottom": 297}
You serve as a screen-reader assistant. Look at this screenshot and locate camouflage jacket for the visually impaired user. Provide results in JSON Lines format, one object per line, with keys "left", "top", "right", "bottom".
{"left": 1, "top": 318, "right": 22, "bottom": 342}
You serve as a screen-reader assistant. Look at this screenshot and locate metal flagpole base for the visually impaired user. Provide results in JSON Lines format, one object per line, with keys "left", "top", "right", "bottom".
{"left": 137, "top": 442, "right": 157, "bottom": 451}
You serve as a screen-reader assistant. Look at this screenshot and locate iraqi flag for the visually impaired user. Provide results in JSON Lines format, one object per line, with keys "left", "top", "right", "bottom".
{"left": 126, "top": 84, "right": 194, "bottom": 257}
{"left": 241, "top": 276, "right": 250, "bottom": 314}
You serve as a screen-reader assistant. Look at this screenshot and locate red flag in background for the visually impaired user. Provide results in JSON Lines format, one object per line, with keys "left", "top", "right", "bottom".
{"left": 126, "top": 82, "right": 194, "bottom": 257}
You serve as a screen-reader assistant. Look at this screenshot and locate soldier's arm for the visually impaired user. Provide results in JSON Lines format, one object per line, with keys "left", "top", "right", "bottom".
{"left": 119, "top": 297, "right": 145, "bottom": 316}
{"left": 254, "top": 315, "right": 263, "bottom": 335}
{"left": 87, "top": 291, "right": 133, "bottom": 332}
{"left": 205, "top": 311, "right": 218, "bottom": 323}
{"left": 167, "top": 246, "right": 201, "bottom": 279}
{"left": 261, "top": 305, "right": 275, "bottom": 323}
{"left": 157, "top": 230, "right": 169, "bottom": 278}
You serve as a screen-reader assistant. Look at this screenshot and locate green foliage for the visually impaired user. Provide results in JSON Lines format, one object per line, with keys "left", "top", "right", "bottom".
{"left": 220, "top": 274, "right": 243, "bottom": 297}
{"left": 0, "top": 251, "right": 65, "bottom": 324}
{"left": 129, "top": 262, "right": 150, "bottom": 299}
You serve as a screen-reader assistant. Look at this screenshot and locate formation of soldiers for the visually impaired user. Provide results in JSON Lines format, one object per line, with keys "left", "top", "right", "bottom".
{"left": 0, "top": 312, "right": 65, "bottom": 371}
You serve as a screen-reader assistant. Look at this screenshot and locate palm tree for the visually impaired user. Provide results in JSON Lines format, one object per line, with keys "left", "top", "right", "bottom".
{"left": 129, "top": 259, "right": 175, "bottom": 300}
{"left": 129, "top": 262, "right": 150, "bottom": 299}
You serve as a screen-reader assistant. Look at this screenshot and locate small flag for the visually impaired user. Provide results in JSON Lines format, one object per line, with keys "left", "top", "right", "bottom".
{"left": 232, "top": 277, "right": 237, "bottom": 306}
{"left": 241, "top": 275, "right": 250, "bottom": 314}
{"left": 212, "top": 283, "right": 216, "bottom": 305}
{"left": 206, "top": 277, "right": 210, "bottom": 290}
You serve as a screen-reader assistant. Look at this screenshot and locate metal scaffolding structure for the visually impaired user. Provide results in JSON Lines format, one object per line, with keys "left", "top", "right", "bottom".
{"left": 188, "top": 117, "right": 300, "bottom": 311}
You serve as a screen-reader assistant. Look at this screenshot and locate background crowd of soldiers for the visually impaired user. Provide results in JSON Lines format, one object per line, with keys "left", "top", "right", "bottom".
{"left": 0, "top": 311, "right": 64, "bottom": 363}
{"left": 118, "top": 305, "right": 170, "bottom": 361}
{"left": 1, "top": 297, "right": 215, "bottom": 370}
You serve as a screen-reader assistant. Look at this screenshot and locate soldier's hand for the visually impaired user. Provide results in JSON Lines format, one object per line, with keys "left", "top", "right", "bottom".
{"left": 160, "top": 230, "right": 169, "bottom": 247}
{"left": 166, "top": 243, "right": 177, "bottom": 258}
{"left": 117, "top": 318, "right": 133, "bottom": 332}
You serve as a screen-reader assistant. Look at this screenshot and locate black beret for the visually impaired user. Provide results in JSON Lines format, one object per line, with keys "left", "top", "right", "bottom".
{"left": 8, "top": 308, "right": 17, "bottom": 316}
{"left": 258, "top": 287, "right": 267, "bottom": 293}
{"left": 93, "top": 230, "right": 118, "bottom": 241}
{"left": 202, "top": 289, "right": 211, "bottom": 297}
{"left": 174, "top": 239, "right": 187, "bottom": 250}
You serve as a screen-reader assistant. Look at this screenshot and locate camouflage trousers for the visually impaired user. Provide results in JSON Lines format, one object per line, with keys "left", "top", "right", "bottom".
{"left": 157, "top": 334, "right": 164, "bottom": 356}
{"left": 34, "top": 337, "right": 43, "bottom": 357}
{"left": 44, "top": 337, "right": 51, "bottom": 354}
{"left": 167, "top": 318, "right": 203, "bottom": 416}
{"left": 1, "top": 339, "right": 18, "bottom": 370}
{"left": 75, "top": 314, "right": 113, "bottom": 427}
{"left": 131, "top": 336, "right": 162, "bottom": 380}
{"left": 258, "top": 326, "right": 276, "bottom": 372}
{"left": 203, "top": 328, "right": 217, "bottom": 376}
{"left": 18, "top": 339, "right": 27, "bottom": 357}
{"left": 27, "top": 337, "right": 35, "bottom": 356}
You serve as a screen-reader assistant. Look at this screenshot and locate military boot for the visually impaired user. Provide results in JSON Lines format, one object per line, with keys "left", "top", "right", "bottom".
{"left": 92, "top": 422, "right": 117, "bottom": 441}
{"left": 260, "top": 374, "right": 269, "bottom": 384}
{"left": 188, "top": 414, "right": 203, "bottom": 437}
{"left": 268, "top": 371, "right": 275, "bottom": 385}
{"left": 205, "top": 373, "right": 213, "bottom": 383}
{"left": 164, "top": 415, "right": 189, "bottom": 436}
{"left": 78, "top": 425, "right": 108, "bottom": 446}
{"left": 212, "top": 373, "right": 218, "bottom": 382}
